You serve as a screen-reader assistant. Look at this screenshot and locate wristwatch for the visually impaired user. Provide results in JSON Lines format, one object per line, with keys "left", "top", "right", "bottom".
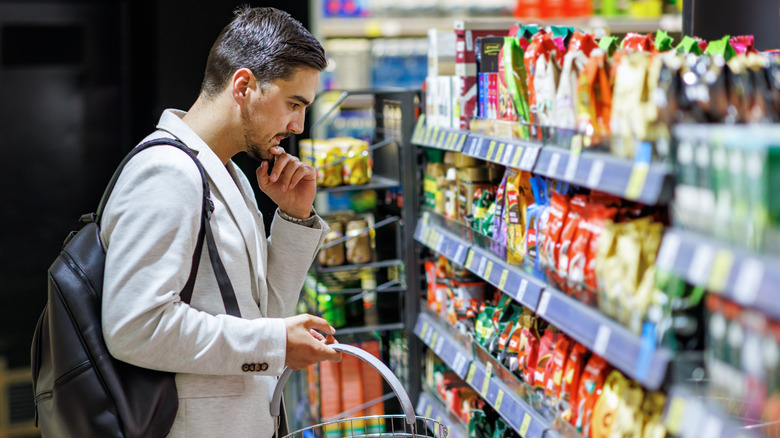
{"left": 279, "top": 207, "right": 318, "bottom": 228}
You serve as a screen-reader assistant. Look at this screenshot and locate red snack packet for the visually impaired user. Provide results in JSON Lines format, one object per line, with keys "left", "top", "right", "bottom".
{"left": 534, "top": 329, "right": 561, "bottom": 390}
{"left": 559, "top": 342, "right": 588, "bottom": 422}
{"left": 730, "top": 35, "right": 758, "bottom": 55}
{"left": 555, "top": 194, "right": 588, "bottom": 291}
{"left": 573, "top": 354, "right": 611, "bottom": 433}
{"left": 566, "top": 211, "right": 593, "bottom": 300}
{"left": 583, "top": 204, "right": 618, "bottom": 301}
{"left": 567, "top": 30, "right": 599, "bottom": 57}
{"left": 542, "top": 192, "right": 570, "bottom": 281}
{"left": 577, "top": 53, "right": 612, "bottom": 142}
{"left": 524, "top": 31, "right": 561, "bottom": 124}
{"left": 621, "top": 32, "right": 655, "bottom": 52}
{"left": 545, "top": 335, "right": 572, "bottom": 398}
{"left": 521, "top": 324, "right": 540, "bottom": 383}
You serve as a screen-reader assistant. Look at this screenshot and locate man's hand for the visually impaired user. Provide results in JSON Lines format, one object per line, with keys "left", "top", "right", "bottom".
{"left": 256, "top": 146, "right": 316, "bottom": 219}
{"left": 284, "top": 314, "right": 342, "bottom": 370}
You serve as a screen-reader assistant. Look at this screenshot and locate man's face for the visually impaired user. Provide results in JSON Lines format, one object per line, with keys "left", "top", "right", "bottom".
{"left": 242, "top": 67, "right": 319, "bottom": 161}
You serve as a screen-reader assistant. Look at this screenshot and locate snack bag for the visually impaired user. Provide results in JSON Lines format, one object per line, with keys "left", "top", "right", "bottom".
{"left": 534, "top": 52, "right": 561, "bottom": 127}
{"left": 555, "top": 194, "right": 587, "bottom": 291}
{"left": 577, "top": 52, "right": 612, "bottom": 144}
{"left": 654, "top": 30, "right": 674, "bottom": 52}
{"left": 676, "top": 35, "right": 706, "bottom": 55}
{"left": 542, "top": 192, "right": 570, "bottom": 282}
{"left": 573, "top": 354, "right": 611, "bottom": 433}
{"left": 610, "top": 51, "right": 655, "bottom": 158}
{"left": 499, "top": 37, "right": 532, "bottom": 130}
{"left": 525, "top": 31, "right": 562, "bottom": 128}
{"left": 520, "top": 316, "right": 541, "bottom": 383}
{"left": 705, "top": 35, "right": 737, "bottom": 62}
{"left": 582, "top": 204, "right": 618, "bottom": 305}
{"left": 554, "top": 49, "right": 589, "bottom": 130}
{"left": 559, "top": 342, "right": 588, "bottom": 422}
{"left": 534, "top": 328, "right": 561, "bottom": 390}
{"left": 545, "top": 335, "right": 572, "bottom": 398}
{"left": 524, "top": 176, "right": 548, "bottom": 277}
{"left": 598, "top": 35, "right": 619, "bottom": 57}
{"left": 566, "top": 209, "right": 593, "bottom": 302}
{"left": 729, "top": 35, "right": 757, "bottom": 55}
{"left": 621, "top": 32, "right": 655, "bottom": 52}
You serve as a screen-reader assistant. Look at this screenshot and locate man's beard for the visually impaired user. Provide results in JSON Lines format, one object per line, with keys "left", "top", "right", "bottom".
{"left": 244, "top": 131, "right": 292, "bottom": 162}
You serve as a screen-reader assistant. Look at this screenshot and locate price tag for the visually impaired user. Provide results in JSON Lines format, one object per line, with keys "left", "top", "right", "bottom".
{"left": 593, "top": 325, "right": 612, "bottom": 356}
{"left": 423, "top": 227, "right": 432, "bottom": 245}
{"left": 516, "top": 278, "right": 529, "bottom": 303}
{"left": 420, "top": 321, "right": 429, "bottom": 339}
{"left": 495, "top": 389, "right": 504, "bottom": 411}
{"left": 519, "top": 413, "right": 532, "bottom": 436}
{"left": 450, "top": 132, "right": 459, "bottom": 150}
{"left": 537, "top": 291, "right": 551, "bottom": 316}
{"left": 734, "top": 258, "right": 764, "bottom": 305}
{"left": 587, "top": 159, "right": 605, "bottom": 188}
{"left": 454, "top": 245, "right": 465, "bottom": 263}
{"left": 466, "top": 364, "right": 476, "bottom": 385}
{"left": 511, "top": 145, "right": 524, "bottom": 168}
{"left": 564, "top": 136, "right": 582, "bottom": 180}
{"left": 452, "top": 353, "right": 465, "bottom": 375}
{"left": 707, "top": 249, "right": 735, "bottom": 293}
{"left": 656, "top": 233, "right": 681, "bottom": 270}
{"left": 495, "top": 143, "right": 506, "bottom": 164}
{"left": 665, "top": 397, "right": 686, "bottom": 435}
{"left": 481, "top": 363, "right": 492, "bottom": 397}
{"left": 465, "top": 251, "right": 475, "bottom": 269}
{"left": 458, "top": 134, "right": 467, "bottom": 150}
{"left": 434, "top": 334, "right": 444, "bottom": 355}
{"left": 478, "top": 257, "right": 488, "bottom": 277}
{"left": 435, "top": 234, "right": 445, "bottom": 253}
{"left": 625, "top": 163, "right": 649, "bottom": 200}
{"left": 547, "top": 152, "right": 561, "bottom": 176}
{"left": 486, "top": 141, "right": 496, "bottom": 160}
{"left": 498, "top": 270, "right": 509, "bottom": 290}
{"left": 503, "top": 144, "right": 515, "bottom": 165}
{"left": 426, "top": 326, "right": 435, "bottom": 344}
{"left": 688, "top": 244, "right": 714, "bottom": 286}
{"left": 484, "top": 261, "right": 494, "bottom": 280}
{"left": 424, "top": 404, "right": 433, "bottom": 418}
{"left": 701, "top": 416, "right": 723, "bottom": 438}
{"left": 523, "top": 147, "right": 540, "bottom": 169}
{"left": 475, "top": 137, "right": 486, "bottom": 157}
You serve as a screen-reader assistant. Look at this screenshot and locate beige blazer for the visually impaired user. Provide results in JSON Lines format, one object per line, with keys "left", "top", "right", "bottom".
{"left": 100, "top": 109, "right": 327, "bottom": 437}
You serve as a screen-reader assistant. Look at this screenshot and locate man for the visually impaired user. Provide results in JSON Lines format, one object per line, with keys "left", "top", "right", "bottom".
{"left": 99, "top": 7, "right": 340, "bottom": 437}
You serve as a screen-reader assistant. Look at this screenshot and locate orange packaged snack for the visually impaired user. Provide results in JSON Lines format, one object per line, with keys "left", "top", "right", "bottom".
{"left": 542, "top": 192, "right": 570, "bottom": 281}
{"left": 545, "top": 335, "right": 573, "bottom": 398}
{"left": 555, "top": 194, "right": 588, "bottom": 291}
{"left": 577, "top": 53, "right": 612, "bottom": 144}
{"left": 559, "top": 342, "right": 588, "bottom": 422}
{"left": 573, "top": 354, "right": 612, "bottom": 435}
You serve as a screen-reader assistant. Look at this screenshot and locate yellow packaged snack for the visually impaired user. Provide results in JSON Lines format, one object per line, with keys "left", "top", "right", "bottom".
{"left": 504, "top": 169, "right": 535, "bottom": 265}
{"left": 302, "top": 139, "right": 343, "bottom": 187}
{"left": 641, "top": 392, "right": 667, "bottom": 438}
{"left": 331, "top": 137, "right": 372, "bottom": 185}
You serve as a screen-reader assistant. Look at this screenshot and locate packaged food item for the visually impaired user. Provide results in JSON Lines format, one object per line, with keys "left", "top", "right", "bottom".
{"left": 457, "top": 166, "right": 491, "bottom": 223}
{"left": 610, "top": 51, "right": 657, "bottom": 158}
{"left": 621, "top": 32, "right": 655, "bottom": 52}
{"left": 653, "top": 29, "right": 674, "bottom": 52}
{"left": 555, "top": 194, "right": 587, "bottom": 290}
{"left": 705, "top": 34, "right": 737, "bottom": 62}
{"left": 499, "top": 36, "right": 532, "bottom": 132}
{"left": 330, "top": 137, "right": 372, "bottom": 185}
{"left": 642, "top": 391, "right": 668, "bottom": 438}
{"left": 319, "top": 220, "right": 345, "bottom": 266}
{"left": 345, "top": 218, "right": 371, "bottom": 264}
{"left": 545, "top": 335, "right": 572, "bottom": 398}
{"left": 533, "top": 51, "right": 561, "bottom": 127}
{"left": 566, "top": 209, "right": 592, "bottom": 302}
{"left": 520, "top": 316, "right": 541, "bottom": 383}
{"left": 534, "top": 328, "right": 561, "bottom": 390}
{"left": 573, "top": 354, "right": 611, "bottom": 433}
{"left": 525, "top": 31, "right": 562, "bottom": 128}
{"left": 524, "top": 176, "right": 548, "bottom": 278}
{"left": 558, "top": 342, "right": 588, "bottom": 422}
{"left": 577, "top": 52, "right": 612, "bottom": 144}
{"left": 542, "top": 192, "right": 570, "bottom": 280}
{"left": 597, "top": 35, "right": 619, "bottom": 57}
{"left": 675, "top": 35, "right": 705, "bottom": 55}
{"left": 505, "top": 169, "right": 535, "bottom": 265}
{"left": 300, "top": 139, "right": 344, "bottom": 187}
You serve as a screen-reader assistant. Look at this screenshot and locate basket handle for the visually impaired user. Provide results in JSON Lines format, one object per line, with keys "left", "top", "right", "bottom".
{"left": 270, "top": 343, "right": 416, "bottom": 426}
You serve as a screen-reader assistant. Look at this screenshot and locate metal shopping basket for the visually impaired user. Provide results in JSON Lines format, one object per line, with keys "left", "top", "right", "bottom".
{"left": 271, "top": 344, "right": 448, "bottom": 438}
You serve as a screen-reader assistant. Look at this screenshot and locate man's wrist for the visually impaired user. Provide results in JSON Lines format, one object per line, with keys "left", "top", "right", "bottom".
{"left": 279, "top": 207, "right": 317, "bottom": 227}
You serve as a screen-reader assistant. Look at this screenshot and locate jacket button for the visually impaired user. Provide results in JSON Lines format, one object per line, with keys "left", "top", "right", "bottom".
{"left": 260, "top": 363, "right": 268, "bottom": 371}
{"left": 242, "top": 363, "right": 250, "bottom": 372}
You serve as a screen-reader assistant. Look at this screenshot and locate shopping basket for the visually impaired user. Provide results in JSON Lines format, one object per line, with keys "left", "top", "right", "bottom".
{"left": 271, "top": 343, "right": 448, "bottom": 438}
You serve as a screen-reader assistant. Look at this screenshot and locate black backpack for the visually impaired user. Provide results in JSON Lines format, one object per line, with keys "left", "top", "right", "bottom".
{"left": 31, "top": 138, "right": 241, "bottom": 437}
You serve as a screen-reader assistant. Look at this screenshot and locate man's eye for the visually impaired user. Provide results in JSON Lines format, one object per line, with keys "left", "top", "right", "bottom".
{"left": 291, "top": 103, "right": 300, "bottom": 110}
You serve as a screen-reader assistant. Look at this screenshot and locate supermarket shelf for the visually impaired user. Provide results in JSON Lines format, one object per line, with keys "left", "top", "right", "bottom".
{"left": 319, "top": 15, "right": 682, "bottom": 39}
{"left": 414, "top": 215, "right": 471, "bottom": 266}
{"left": 533, "top": 146, "right": 674, "bottom": 206}
{"left": 461, "top": 134, "right": 541, "bottom": 172}
{"left": 335, "top": 322, "right": 405, "bottom": 335}
{"left": 411, "top": 118, "right": 469, "bottom": 152}
{"left": 535, "top": 288, "right": 672, "bottom": 391}
{"left": 416, "top": 391, "right": 468, "bottom": 438}
{"left": 315, "top": 258, "right": 405, "bottom": 273}
{"left": 464, "top": 245, "right": 544, "bottom": 311}
{"left": 463, "top": 360, "right": 560, "bottom": 438}
{"left": 415, "top": 312, "right": 472, "bottom": 379}
{"left": 663, "top": 386, "right": 762, "bottom": 438}
{"left": 656, "top": 228, "right": 780, "bottom": 321}
{"left": 317, "top": 175, "right": 401, "bottom": 193}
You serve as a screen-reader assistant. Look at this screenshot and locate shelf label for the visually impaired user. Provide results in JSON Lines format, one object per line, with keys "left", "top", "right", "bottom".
{"left": 454, "top": 245, "right": 465, "bottom": 263}
{"left": 522, "top": 147, "right": 540, "bottom": 169}
{"left": 481, "top": 363, "right": 492, "bottom": 397}
{"left": 495, "top": 389, "right": 504, "bottom": 411}
{"left": 484, "top": 261, "right": 494, "bottom": 281}
{"left": 688, "top": 244, "right": 714, "bottom": 286}
{"left": 475, "top": 137, "right": 485, "bottom": 157}
{"left": 564, "top": 135, "right": 582, "bottom": 180}
{"left": 498, "top": 269, "right": 509, "bottom": 290}
{"left": 587, "top": 159, "right": 605, "bottom": 188}
{"left": 437, "top": 130, "right": 447, "bottom": 148}
{"left": 547, "top": 152, "right": 561, "bottom": 176}
{"left": 519, "top": 413, "right": 532, "bottom": 436}
{"left": 516, "top": 278, "right": 529, "bottom": 303}
{"left": 656, "top": 233, "right": 681, "bottom": 270}
{"left": 511, "top": 146, "right": 524, "bottom": 168}
{"left": 486, "top": 141, "right": 496, "bottom": 161}
{"left": 707, "top": 249, "right": 734, "bottom": 293}
{"left": 537, "top": 290, "right": 551, "bottom": 316}
{"left": 733, "top": 258, "right": 764, "bottom": 305}
{"left": 665, "top": 396, "right": 686, "bottom": 435}
{"left": 458, "top": 134, "right": 467, "bottom": 150}
{"left": 465, "top": 364, "right": 476, "bottom": 385}
{"left": 478, "top": 257, "right": 488, "bottom": 277}
{"left": 424, "top": 404, "right": 433, "bottom": 418}
{"left": 452, "top": 352, "right": 468, "bottom": 376}
{"left": 435, "top": 234, "right": 445, "bottom": 253}
{"left": 465, "top": 251, "right": 475, "bottom": 270}
{"left": 593, "top": 325, "right": 611, "bottom": 356}
{"left": 495, "top": 143, "right": 506, "bottom": 164}
{"left": 625, "top": 163, "right": 649, "bottom": 200}
{"left": 434, "top": 334, "right": 444, "bottom": 355}
{"left": 426, "top": 327, "right": 435, "bottom": 344}
{"left": 503, "top": 144, "right": 515, "bottom": 165}
{"left": 420, "top": 321, "right": 429, "bottom": 340}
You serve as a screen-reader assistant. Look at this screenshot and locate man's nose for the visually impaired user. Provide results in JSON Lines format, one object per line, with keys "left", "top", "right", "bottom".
{"left": 288, "top": 111, "right": 305, "bottom": 135}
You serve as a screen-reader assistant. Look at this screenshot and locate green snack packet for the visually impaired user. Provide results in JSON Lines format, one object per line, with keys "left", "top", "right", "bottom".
{"left": 654, "top": 30, "right": 674, "bottom": 52}
{"left": 705, "top": 35, "right": 736, "bottom": 61}
{"left": 503, "top": 37, "right": 531, "bottom": 129}
{"left": 518, "top": 24, "right": 539, "bottom": 41}
{"left": 598, "top": 35, "right": 619, "bottom": 56}
{"left": 550, "top": 25, "right": 575, "bottom": 47}
{"left": 675, "top": 35, "right": 704, "bottom": 55}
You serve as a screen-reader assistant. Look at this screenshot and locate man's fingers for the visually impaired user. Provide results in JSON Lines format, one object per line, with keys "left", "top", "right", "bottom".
{"left": 309, "top": 328, "right": 325, "bottom": 341}
{"left": 305, "top": 314, "right": 336, "bottom": 335}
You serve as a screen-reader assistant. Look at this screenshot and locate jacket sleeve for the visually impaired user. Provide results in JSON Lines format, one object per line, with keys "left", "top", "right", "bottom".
{"left": 265, "top": 210, "right": 329, "bottom": 318}
{"left": 100, "top": 147, "right": 287, "bottom": 376}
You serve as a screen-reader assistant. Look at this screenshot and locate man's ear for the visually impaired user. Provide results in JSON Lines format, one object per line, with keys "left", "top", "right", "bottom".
{"left": 231, "top": 68, "right": 255, "bottom": 103}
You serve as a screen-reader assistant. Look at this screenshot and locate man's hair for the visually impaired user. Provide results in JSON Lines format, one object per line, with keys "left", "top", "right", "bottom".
{"left": 200, "top": 6, "right": 326, "bottom": 98}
